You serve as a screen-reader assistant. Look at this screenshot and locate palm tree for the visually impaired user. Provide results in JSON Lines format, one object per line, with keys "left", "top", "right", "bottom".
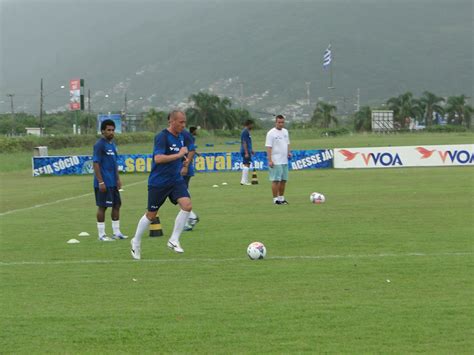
{"left": 143, "top": 109, "right": 167, "bottom": 132}
{"left": 420, "top": 91, "right": 444, "bottom": 126}
{"left": 353, "top": 106, "right": 372, "bottom": 132}
{"left": 311, "top": 101, "right": 338, "bottom": 128}
{"left": 386, "top": 92, "right": 423, "bottom": 128}
{"left": 186, "top": 91, "right": 235, "bottom": 129}
{"left": 445, "top": 95, "right": 473, "bottom": 128}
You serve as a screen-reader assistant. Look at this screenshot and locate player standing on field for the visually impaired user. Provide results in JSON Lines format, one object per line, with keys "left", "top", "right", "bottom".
{"left": 265, "top": 115, "right": 292, "bottom": 205}
{"left": 182, "top": 126, "right": 200, "bottom": 231}
{"left": 240, "top": 119, "right": 254, "bottom": 185}
{"left": 130, "top": 110, "right": 192, "bottom": 259}
{"left": 93, "top": 119, "right": 127, "bottom": 241}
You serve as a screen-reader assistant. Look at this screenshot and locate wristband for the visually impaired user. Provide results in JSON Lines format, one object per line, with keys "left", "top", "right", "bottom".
{"left": 99, "top": 182, "right": 105, "bottom": 185}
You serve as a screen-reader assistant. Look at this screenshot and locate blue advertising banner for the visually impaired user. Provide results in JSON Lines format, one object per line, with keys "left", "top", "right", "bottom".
{"left": 97, "top": 114, "right": 122, "bottom": 133}
{"left": 32, "top": 149, "right": 333, "bottom": 176}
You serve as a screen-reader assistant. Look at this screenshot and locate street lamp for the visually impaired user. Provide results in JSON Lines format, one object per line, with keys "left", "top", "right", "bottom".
{"left": 40, "top": 80, "right": 66, "bottom": 135}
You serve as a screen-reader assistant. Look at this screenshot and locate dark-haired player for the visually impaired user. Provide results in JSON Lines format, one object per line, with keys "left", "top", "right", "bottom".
{"left": 93, "top": 119, "right": 127, "bottom": 241}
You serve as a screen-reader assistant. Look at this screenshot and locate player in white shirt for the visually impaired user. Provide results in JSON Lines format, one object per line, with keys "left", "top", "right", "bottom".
{"left": 265, "top": 115, "right": 292, "bottom": 205}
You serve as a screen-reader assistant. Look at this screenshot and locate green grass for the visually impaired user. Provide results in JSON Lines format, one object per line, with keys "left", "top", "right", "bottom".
{"left": 0, "top": 133, "right": 473, "bottom": 353}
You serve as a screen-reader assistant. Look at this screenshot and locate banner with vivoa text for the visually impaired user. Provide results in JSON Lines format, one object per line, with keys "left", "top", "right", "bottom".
{"left": 32, "top": 149, "right": 334, "bottom": 176}
{"left": 334, "top": 144, "right": 474, "bottom": 169}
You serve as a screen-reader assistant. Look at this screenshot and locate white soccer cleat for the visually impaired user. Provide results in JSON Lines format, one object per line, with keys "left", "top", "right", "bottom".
{"left": 130, "top": 239, "right": 141, "bottom": 260}
{"left": 167, "top": 240, "right": 184, "bottom": 253}
{"left": 112, "top": 233, "right": 128, "bottom": 240}
{"left": 99, "top": 235, "right": 115, "bottom": 242}
{"left": 240, "top": 182, "right": 252, "bottom": 186}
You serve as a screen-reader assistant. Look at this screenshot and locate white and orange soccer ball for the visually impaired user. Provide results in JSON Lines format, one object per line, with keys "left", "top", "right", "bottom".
{"left": 247, "top": 242, "right": 267, "bottom": 260}
{"left": 310, "top": 192, "right": 326, "bottom": 204}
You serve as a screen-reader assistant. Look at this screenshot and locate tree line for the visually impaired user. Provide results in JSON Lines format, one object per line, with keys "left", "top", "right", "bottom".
{"left": 0, "top": 91, "right": 471, "bottom": 136}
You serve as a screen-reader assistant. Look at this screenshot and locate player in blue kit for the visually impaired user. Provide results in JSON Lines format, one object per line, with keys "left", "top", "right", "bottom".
{"left": 181, "top": 126, "right": 200, "bottom": 231}
{"left": 130, "top": 111, "right": 192, "bottom": 259}
{"left": 240, "top": 119, "right": 254, "bottom": 185}
{"left": 93, "top": 119, "right": 127, "bottom": 241}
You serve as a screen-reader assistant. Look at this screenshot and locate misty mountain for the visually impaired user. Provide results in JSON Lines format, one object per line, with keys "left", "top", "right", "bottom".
{"left": 1, "top": 0, "right": 472, "bottom": 116}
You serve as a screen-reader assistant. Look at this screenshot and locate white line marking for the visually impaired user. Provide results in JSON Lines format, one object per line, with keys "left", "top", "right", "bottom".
{"left": 0, "top": 252, "right": 471, "bottom": 267}
{"left": 0, "top": 179, "right": 146, "bottom": 217}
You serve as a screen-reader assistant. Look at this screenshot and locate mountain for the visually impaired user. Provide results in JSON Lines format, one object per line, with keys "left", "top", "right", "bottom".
{"left": 1, "top": 0, "right": 472, "bottom": 116}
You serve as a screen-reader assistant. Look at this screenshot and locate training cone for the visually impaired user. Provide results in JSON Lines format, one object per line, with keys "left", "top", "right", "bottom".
{"left": 149, "top": 214, "right": 164, "bottom": 237}
{"left": 251, "top": 168, "right": 259, "bottom": 185}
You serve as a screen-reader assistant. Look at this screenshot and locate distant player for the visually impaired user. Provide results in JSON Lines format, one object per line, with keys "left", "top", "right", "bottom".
{"left": 265, "top": 115, "right": 292, "bottom": 204}
{"left": 240, "top": 119, "right": 255, "bottom": 185}
{"left": 130, "top": 110, "right": 192, "bottom": 259}
{"left": 93, "top": 119, "right": 127, "bottom": 241}
{"left": 182, "top": 126, "right": 200, "bottom": 231}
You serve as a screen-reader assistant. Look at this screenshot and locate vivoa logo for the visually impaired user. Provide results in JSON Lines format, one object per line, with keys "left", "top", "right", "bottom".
{"left": 338, "top": 149, "right": 403, "bottom": 166}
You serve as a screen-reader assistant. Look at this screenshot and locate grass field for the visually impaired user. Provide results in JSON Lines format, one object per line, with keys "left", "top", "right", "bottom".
{"left": 0, "top": 133, "right": 473, "bottom": 353}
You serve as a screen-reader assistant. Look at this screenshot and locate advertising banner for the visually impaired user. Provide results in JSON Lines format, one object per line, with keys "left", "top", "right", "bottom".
{"left": 69, "top": 79, "right": 81, "bottom": 111}
{"left": 334, "top": 144, "right": 474, "bottom": 169}
{"left": 97, "top": 114, "right": 122, "bottom": 134}
{"left": 32, "top": 149, "right": 333, "bottom": 176}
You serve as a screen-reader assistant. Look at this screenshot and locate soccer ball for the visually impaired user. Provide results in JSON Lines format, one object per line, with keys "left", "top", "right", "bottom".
{"left": 247, "top": 242, "right": 267, "bottom": 260}
{"left": 310, "top": 192, "right": 326, "bottom": 204}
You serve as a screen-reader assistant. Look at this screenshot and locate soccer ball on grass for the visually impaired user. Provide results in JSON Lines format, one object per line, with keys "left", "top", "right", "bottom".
{"left": 310, "top": 192, "right": 326, "bottom": 204}
{"left": 247, "top": 242, "right": 266, "bottom": 260}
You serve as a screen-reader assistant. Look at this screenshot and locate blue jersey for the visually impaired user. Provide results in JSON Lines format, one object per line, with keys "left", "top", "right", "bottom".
{"left": 182, "top": 129, "right": 196, "bottom": 177}
{"left": 93, "top": 138, "right": 118, "bottom": 188}
{"left": 240, "top": 128, "right": 252, "bottom": 154}
{"left": 148, "top": 129, "right": 187, "bottom": 187}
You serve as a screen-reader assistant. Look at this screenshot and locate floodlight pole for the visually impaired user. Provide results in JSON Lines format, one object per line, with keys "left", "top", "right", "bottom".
{"left": 39, "top": 78, "right": 44, "bottom": 136}
{"left": 6, "top": 93, "right": 15, "bottom": 116}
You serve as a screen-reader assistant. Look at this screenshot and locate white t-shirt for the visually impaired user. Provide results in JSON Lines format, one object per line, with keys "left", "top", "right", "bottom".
{"left": 265, "top": 127, "right": 290, "bottom": 165}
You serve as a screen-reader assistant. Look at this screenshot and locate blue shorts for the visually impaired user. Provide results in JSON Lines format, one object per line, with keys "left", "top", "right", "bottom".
{"left": 241, "top": 153, "right": 252, "bottom": 165}
{"left": 147, "top": 181, "right": 190, "bottom": 212}
{"left": 95, "top": 187, "right": 121, "bottom": 208}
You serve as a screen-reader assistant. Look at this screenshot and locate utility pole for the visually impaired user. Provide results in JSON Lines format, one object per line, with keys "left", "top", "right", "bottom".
{"left": 6, "top": 94, "right": 15, "bottom": 116}
{"left": 305, "top": 82, "right": 311, "bottom": 106}
{"left": 123, "top": 92, "right": 128, "bottom": 133}
{"left": 39, "top": 78, "right": 44, "bottom": 136}
{"left": 86, "top": 89, "right": 91, "bottom": 134}
{"left": 355, "top": 88, "right": 360, "bottom": 112}
{"left": 239, "top": 82, "right": 244, "bottom": 109}
{"left": 87, "top": 89, "right": 91, "bottom": 114}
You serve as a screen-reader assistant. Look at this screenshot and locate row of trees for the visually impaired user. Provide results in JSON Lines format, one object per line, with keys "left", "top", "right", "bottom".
{"left": 142, "top": 92, "right": 255, "bottom": 132}
{"left": 387, "top": 92, "right": 472, "bottom": 128}
{"left": 1, "top": 91, "right": 471, "bottom": 135}
{"left": 309, "top": 92, "right": 472, "bottom": 131}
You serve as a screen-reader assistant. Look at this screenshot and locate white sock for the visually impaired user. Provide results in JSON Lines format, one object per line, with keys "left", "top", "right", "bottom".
{"left": 273, "top": 197, "right": 279, "bottom": 203}
{"left": 97, "top": 222, "right": 106, "bottom": 237}
{"left": 189, "top": 210, "right": 197, "bottom": 219}
{"left": 112, "top": 220, "right": 121, "bottom": 235}
{"left": 278, "top": 196, "right": 284, "bottom": 202}
{"left": 169, "top": 210, "right": 191, "bottom": 244}
{"left": 241, "top": 167, "right": 249, "bottom": 183}
{"left": 132, "top": 214, "right": 151, "bottom": 245}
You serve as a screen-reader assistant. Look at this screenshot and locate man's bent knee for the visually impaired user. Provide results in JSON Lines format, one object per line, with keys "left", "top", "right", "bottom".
{"left": 178, "top": 198, "right": 192, "bottom": 212}
{"left": 146, "top": 210, "right": 158, "bottom": 221}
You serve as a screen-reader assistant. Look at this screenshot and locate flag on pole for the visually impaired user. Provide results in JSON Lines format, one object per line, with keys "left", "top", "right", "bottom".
{"left": 323, "top": 44, "right": 332, "bottom": 69}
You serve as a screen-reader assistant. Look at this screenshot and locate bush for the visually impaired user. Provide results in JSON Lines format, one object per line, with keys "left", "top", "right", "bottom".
{"left": 320, "top": 127, "right": 351, "bottom": 136}
{"left": 425, "top": 125, "right": 468, "bottom": 133}
{"left": 0, "top": 132, "right": 156, "bottom": 153}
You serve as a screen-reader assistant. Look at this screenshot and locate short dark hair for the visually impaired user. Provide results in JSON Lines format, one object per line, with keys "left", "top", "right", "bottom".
{"left": 244, "top": 119, "right": 254, "bottom": 127}
{"left": 275, "top": 115, "right": 285, "bottom": 120}
{"left": 101, "top": 119, "right": 115, "bottom": 131}
{"left": 189, "top": 126, "right": 198, "bottom": 134}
